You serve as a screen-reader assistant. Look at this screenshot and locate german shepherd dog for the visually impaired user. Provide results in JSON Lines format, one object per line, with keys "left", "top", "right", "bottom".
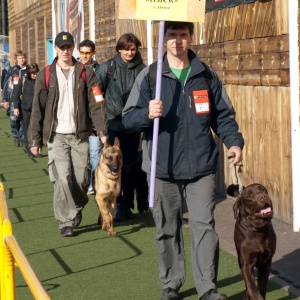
{"left": 94, "top": 137, "right": 122, "bottom": 236}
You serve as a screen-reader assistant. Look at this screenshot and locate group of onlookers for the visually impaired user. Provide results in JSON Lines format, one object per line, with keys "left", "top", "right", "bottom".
{"left": 1, "top": 23, "right": 245, "bottom": 300}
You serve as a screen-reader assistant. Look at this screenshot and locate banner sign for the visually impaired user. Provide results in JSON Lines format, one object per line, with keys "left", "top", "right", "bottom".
{"left": 58, "top": 0, "right": 84, "bottom": 58}
{"left": 119, "top": 0, "right": 206, "bottom": 22}
{"left": 206, "top": 0, "right": 256, "bottom": 12}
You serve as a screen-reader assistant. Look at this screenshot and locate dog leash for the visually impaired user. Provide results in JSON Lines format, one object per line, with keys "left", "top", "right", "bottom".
{"left": 227, "top": 151, "right": 243, "bottom": 193}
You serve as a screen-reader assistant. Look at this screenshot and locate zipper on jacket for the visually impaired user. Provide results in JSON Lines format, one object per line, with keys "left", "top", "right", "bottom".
{"left": 75, "top": 65, "right": 84, "bottom": 139}
{"left": 182, "top": 81, "right": 192, "bottom": 179}
{"left": 50, "top": 72, "right": 57, "bottom": 136}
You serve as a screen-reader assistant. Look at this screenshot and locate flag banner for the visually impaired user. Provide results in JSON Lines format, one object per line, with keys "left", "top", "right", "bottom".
{"left": 205, "top": 0, "right": 256, "bottom": 12}
{"left": 119, "top": 0, "right": 206, "bottom": 22}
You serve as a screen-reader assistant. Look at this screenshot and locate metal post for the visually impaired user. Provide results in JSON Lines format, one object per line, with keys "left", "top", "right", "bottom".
{"left": 1, "top": 0, "right": 7, "bottom": 36}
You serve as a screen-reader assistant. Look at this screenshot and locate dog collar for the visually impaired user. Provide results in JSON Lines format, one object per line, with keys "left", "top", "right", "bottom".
{"left": 239, "top": 218, "right": 272, "bottom": 232}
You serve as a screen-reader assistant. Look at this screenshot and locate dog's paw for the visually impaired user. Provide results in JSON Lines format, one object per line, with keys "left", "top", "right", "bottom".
{"left": 108, "top": 230, "right": 117, "bottom": 236}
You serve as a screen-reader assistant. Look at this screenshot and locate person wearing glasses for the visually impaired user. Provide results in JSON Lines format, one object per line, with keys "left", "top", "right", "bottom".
{"left": 11, "top": 63, "right": 40, "bottom": 158}
{"left": 79, "top": 39, "right": 102, "bottom": 195}
{"left": 96, "top": 33, "right": 146, "bottom": 221}
{"left": 28, "top": 32, "right": 107, "bottom": 237}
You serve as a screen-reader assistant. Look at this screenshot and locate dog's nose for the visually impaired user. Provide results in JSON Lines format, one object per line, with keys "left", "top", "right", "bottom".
{"left": 112, "top": 165, "right": 118, "bottom": 172}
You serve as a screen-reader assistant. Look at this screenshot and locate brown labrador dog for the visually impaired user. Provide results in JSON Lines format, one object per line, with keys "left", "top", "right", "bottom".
{"left": 232, "top": 183, "right": 276, "bottom": 300}
{"left": 94, "top": 137, "right": 122, "bottom": 236}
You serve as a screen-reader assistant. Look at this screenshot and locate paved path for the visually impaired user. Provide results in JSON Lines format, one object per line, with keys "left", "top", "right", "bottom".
{"left": 215, "top": 196, "right": 300, "bottom": 299}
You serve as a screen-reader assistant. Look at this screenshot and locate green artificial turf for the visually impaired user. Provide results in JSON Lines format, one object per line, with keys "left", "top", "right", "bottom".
{"left": 0, "top": 108, "right": 297, "bottom": 300}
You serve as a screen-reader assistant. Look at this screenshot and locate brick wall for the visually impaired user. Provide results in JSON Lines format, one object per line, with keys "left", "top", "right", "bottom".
{"left": 8, "top": 0, "right": 51, "bottom": 67}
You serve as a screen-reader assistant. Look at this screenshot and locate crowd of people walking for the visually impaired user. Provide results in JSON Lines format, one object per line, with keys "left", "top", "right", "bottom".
{"left": 0, "top": 32, "right": 149, "bottom": 235}
{"left": 1, "top": 23, "right": 244, "bottom": 300}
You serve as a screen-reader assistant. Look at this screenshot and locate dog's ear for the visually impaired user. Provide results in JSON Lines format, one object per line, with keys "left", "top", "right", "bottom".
{"left": 114, "top": 137, "right": 120, "bottom": 148}
{"left": 233, "top": 196, "right": 241, "bottom": 220}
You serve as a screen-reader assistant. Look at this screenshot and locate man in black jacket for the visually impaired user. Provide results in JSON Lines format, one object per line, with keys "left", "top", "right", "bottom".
{"left": 96, "top": 33, "right": 145, "bottom": 221}
{"left": 2, "top": 50, "right": 28, "bottom": 146}
{"left": 123, "top": 22, "right": 244, "bottom": 300}
{"left": 11, "top": 63, "right": 39, "bottom": 158}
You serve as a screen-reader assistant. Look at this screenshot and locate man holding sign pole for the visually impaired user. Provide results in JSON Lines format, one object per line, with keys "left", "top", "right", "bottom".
{"left": 123, "top": 22, "right": 243, "bottom": 300}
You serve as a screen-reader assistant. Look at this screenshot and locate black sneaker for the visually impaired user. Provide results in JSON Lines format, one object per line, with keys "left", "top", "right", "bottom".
{"left": 74, "top": 211, "right": 82, "bottom": 228}
{"left": 61, "top": 226, "right": 74, "bottom": 237}
{"left": 161, "top": 288, "right": 179, "bottom": 300}
{"left": 200, "top": 289, "right": 227, "bottom": 300}
{"left": 124, "top": 207, "right": 134, "bottom": 219}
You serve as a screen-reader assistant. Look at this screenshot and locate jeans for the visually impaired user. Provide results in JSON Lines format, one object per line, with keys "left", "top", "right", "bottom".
{"left": 88, "top": 135, "right": 102, "bottom": 190}
{"left": 22, "top": 109, "right": 31, "bottom": 148}
{"left": 9, "top": 102, "right": 24, "bottom": 143}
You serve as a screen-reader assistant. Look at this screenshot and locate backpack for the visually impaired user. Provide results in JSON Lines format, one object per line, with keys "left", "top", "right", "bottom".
{"left": 147, "top": 60, "right": 213, "bottom": 92}
{"left": 44, "top": 62, "right": 87, "bottom": 90}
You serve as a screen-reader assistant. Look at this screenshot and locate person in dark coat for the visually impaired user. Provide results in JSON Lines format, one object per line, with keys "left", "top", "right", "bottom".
{"left": 11, "top": 63, "right": 39, "bottom": 157}
{"left": 2, "top": 50, "right": 28, "bottom": 146}
{"left": 96, "top": 33, "right": 146, "bottom": 221}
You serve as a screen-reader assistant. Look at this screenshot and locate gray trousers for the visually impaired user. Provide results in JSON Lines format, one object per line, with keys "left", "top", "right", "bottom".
{"left": 151, "top": 174, "right": 219, "bottom": 298}
{"left": 47, "top": 133, "right": 90, "bottom": 229}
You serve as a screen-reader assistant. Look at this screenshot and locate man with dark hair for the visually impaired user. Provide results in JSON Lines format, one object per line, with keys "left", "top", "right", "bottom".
{"left": 79, "top": 39, "right": 102, "bottom": 195}
{"left": 123, "top": 21, "right": 244, "bottom": 300}
{"left": 96, "top": 33, "right": 145, "bottom": 221}
{"left": 28, "top": 32, "right": 107, "bottom": 237}
{"left": 79, "top": 39, "right": 97, "bottom": 68}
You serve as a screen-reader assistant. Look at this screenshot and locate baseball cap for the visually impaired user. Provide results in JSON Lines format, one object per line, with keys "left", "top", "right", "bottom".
{"left": 55, "top": 32, "right": 75, "bottom": 48}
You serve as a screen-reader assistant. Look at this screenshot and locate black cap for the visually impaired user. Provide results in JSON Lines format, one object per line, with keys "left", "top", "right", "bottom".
{"left": 55, "top": 32, "right": 75, "bottom": 48}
